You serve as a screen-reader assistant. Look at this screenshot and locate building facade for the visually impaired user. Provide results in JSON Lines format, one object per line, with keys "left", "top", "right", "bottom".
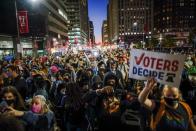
{"left": 108, "top": 0, "right": 153, "bottom": 44}
{"left": 108, "top": 0, "right": 119, "bottom": 43}
{"left": 0, "top": 0, "right": 69, "bottom": 56}
{"left": 154, "top": 0, "right": 196, "bottom": 45}
{"left": 38, "top": 0, "right": 69, "bottom": 54}
{"left": 102, "top": 20, "right": 109, "bottom": 43}
{"left": 89, "top": 21, "right": 95, "bottom": 45}
{"left": 65, "top": 0, "right": 89, "bottom": 45}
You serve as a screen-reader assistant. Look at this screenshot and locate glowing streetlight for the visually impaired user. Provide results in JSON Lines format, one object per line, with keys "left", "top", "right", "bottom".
{"left": 159, "top": 34, "right": 163, "bottom": 50}
{"left": 159, "top": 34, "right": 163, "bottom": 42}
{"left": 30, "top": 0, "right": 38, "bottom": 2}
{"left": 133, "top": 22, "right": 138, "bottom": 27}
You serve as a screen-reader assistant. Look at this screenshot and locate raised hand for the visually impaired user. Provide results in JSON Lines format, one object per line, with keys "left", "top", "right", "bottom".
{"left": 145, "top": 78, "right": 157, "bottom": 90}
{"left": 5, "top": 107, "right": 24, "bottom": 117}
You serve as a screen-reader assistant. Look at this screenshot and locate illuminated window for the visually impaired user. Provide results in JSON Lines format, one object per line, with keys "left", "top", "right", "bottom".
{"left": 58, "top": 9, "right": 68, "bottom": 20}
{"left": 180, "top": 3, "right": 184, "bottom": 6}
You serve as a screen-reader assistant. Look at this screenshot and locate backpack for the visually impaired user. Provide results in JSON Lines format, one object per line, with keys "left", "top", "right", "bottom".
{"left": 150, "top": 100, "right": 192, "bottom": 131}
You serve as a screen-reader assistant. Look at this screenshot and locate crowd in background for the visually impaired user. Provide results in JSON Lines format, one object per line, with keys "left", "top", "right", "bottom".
{"left": 0, "top": 48, "right": 195, "bottom": 131}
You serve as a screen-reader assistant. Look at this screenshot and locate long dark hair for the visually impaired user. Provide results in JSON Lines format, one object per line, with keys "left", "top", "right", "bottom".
{"left": 66, "top": 82, "right": 83, "bottom": 111}
{"left": 0, "top": 86, "right": 26, "bottom": 110}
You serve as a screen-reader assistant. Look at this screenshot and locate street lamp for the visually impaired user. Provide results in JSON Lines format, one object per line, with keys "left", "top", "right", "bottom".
{"left": 159, "top": 34, "right": 163, "bottom": 51}
{"left": 30, "top": 0, "right": 37, "bottom": 2}
{"left": 133, "top": 22, "right": 146, "bottom": 46}
{"left": 133, "top": 22, "right": 138, "bottom": 33}
{"left": 14, "top": 0, "right": 40, "bottom": 57}
{"left": 132, "top": 22, "right": 138, "bottom": 42}
{"left": 133, "top": 22, "right": 138, "bottom": 27}
{"left": 28, "top": 0, "right": 40, "bottom": 4}
{"left": 159, "top": 34, "right": 163, "bottom": 43}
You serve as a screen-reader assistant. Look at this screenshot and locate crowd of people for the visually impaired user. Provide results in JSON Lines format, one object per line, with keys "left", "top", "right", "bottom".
{"left": 0, "top": 48, "right": 195, "bottom": 131}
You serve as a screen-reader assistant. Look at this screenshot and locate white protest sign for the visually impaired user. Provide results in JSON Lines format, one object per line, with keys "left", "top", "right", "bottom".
{"left": 129, "top": 49, "right": 185, "bottom": 87}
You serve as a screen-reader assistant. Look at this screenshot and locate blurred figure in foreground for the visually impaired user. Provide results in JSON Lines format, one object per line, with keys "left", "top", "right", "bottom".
{"left": 138, "top": 78, "right": 196, "bottom": 131}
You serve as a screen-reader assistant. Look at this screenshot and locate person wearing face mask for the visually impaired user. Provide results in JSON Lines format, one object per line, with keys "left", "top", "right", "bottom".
{"left": 117, "top": 56, "right": 128, "bottom": 83}
{"left": 83, "top": 73, "right": 124, "bottom": 130}
{"left": 26, "top": 69, "right": 39, "bottom": 99}
{"left": 6, "top": 95, "right": 55, "bottom": 131}
{"left": 33, "top": 74, "right": 49, "bottom": 101}
{"left": 106, "top": 61, "right": 124, "bottom": 89}
{"left": 62, "top": 82, "right": 86, "bottom": 131}
{"left": 138, "top": 78, "right": 196, "bottom": 131}
{"left": 185, "top": 55, "right": 194, "bottom": 69}
{"left": 0, "top": 86, "right": 26, "bottom": 111}
{"left": 6, "top": 65, "right": 27, "bottom": 100}
{"left": 53, "top": 82, "right": 67, "bottom": 106}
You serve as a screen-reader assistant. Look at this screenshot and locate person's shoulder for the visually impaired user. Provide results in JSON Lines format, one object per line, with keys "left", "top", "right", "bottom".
{"left": 179, "top": 101, "right": 193, "bottom": 118}
{"left": 46, "top": 110, "right": 55, "bottom": 118}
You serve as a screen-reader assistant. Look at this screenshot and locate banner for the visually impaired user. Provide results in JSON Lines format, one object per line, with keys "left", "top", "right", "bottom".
{"left": 129, "top": 49, "right": 185, "bottom": 87}
{"left": 18, "top": 11, "right": 29, "bottom": 34}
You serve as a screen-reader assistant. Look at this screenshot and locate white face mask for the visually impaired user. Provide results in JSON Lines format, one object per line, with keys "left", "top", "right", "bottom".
{"left": 51, "top": 76, "right": 56, "bottom": 82}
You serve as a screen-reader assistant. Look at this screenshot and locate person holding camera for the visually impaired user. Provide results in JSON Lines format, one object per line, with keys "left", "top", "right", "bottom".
{"left": 5, "top": 95, "right": 55, "bottom": 131}
{"left": 0, "top": 86, "right": 26, "bottom": 113}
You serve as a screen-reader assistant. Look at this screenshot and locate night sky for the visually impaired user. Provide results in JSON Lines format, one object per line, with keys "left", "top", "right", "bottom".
{"left": 88, "top": 0, "right": 108, "bottom": 43}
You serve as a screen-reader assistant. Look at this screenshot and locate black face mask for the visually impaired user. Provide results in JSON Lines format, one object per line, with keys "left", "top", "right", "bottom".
{"left": 64, "top": 78, "right": 69, "bottom": 82}
{"left": 164, "top": 97, "right": 179, "bottom": 107}
{"left": 5, "top": 99, "right": 15, "bottom": 106}
{"left": 82, "top": 85, "right": 89, "bottom": 92}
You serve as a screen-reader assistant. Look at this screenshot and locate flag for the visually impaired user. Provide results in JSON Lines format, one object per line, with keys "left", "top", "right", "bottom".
{"left": 18, "top": 11, "right": 29, "bottom": 34}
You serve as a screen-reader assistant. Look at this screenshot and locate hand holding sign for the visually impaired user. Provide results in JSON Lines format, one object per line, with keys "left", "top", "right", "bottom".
{"left": 145, "top": 78, "right": 157, "bottom": 90}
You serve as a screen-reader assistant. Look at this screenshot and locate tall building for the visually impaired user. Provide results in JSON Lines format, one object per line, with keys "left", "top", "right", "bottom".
{"left": 65, "top": 0, "right": 89, "bottom": 45}
{"left": 108, "top": 0, "right": 153, "bottom": 44}
{"left": 0, "top": 0, "right": 69, "bottom": 56}
{"left": 154, "top": 0, "right": 196, "bottom": 44}
{"left": 89, "top": 21, "right": 95, "bottom": 45}
{"left": 108, "top": 0, "right": 118, "bottom": 43}
{"left": 102, "top": 20, "right": 109, "bottom": 43}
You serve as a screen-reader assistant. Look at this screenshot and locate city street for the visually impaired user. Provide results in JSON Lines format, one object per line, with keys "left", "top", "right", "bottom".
{"left": 0, "top": 0, "right": 196, "bottom": 131}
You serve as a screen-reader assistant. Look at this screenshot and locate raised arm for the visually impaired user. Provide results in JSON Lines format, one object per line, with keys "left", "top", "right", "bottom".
{"left": 138, "top": 78, "right": 156, "bottom": 111}
{"left": 188, "top": 118, "right": 196, "bottom": 131}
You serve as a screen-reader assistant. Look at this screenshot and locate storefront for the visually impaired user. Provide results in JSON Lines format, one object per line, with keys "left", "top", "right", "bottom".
{"left": 21, "top": 39, "right": 33, "bottom": 56}
{"left": 0, "top": 37, "right": 14, "bottom": 59}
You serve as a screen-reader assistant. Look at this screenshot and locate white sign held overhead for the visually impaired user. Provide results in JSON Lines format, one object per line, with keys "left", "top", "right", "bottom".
{"left": 129, "top": 49, "right": 185, "bottom": 87}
